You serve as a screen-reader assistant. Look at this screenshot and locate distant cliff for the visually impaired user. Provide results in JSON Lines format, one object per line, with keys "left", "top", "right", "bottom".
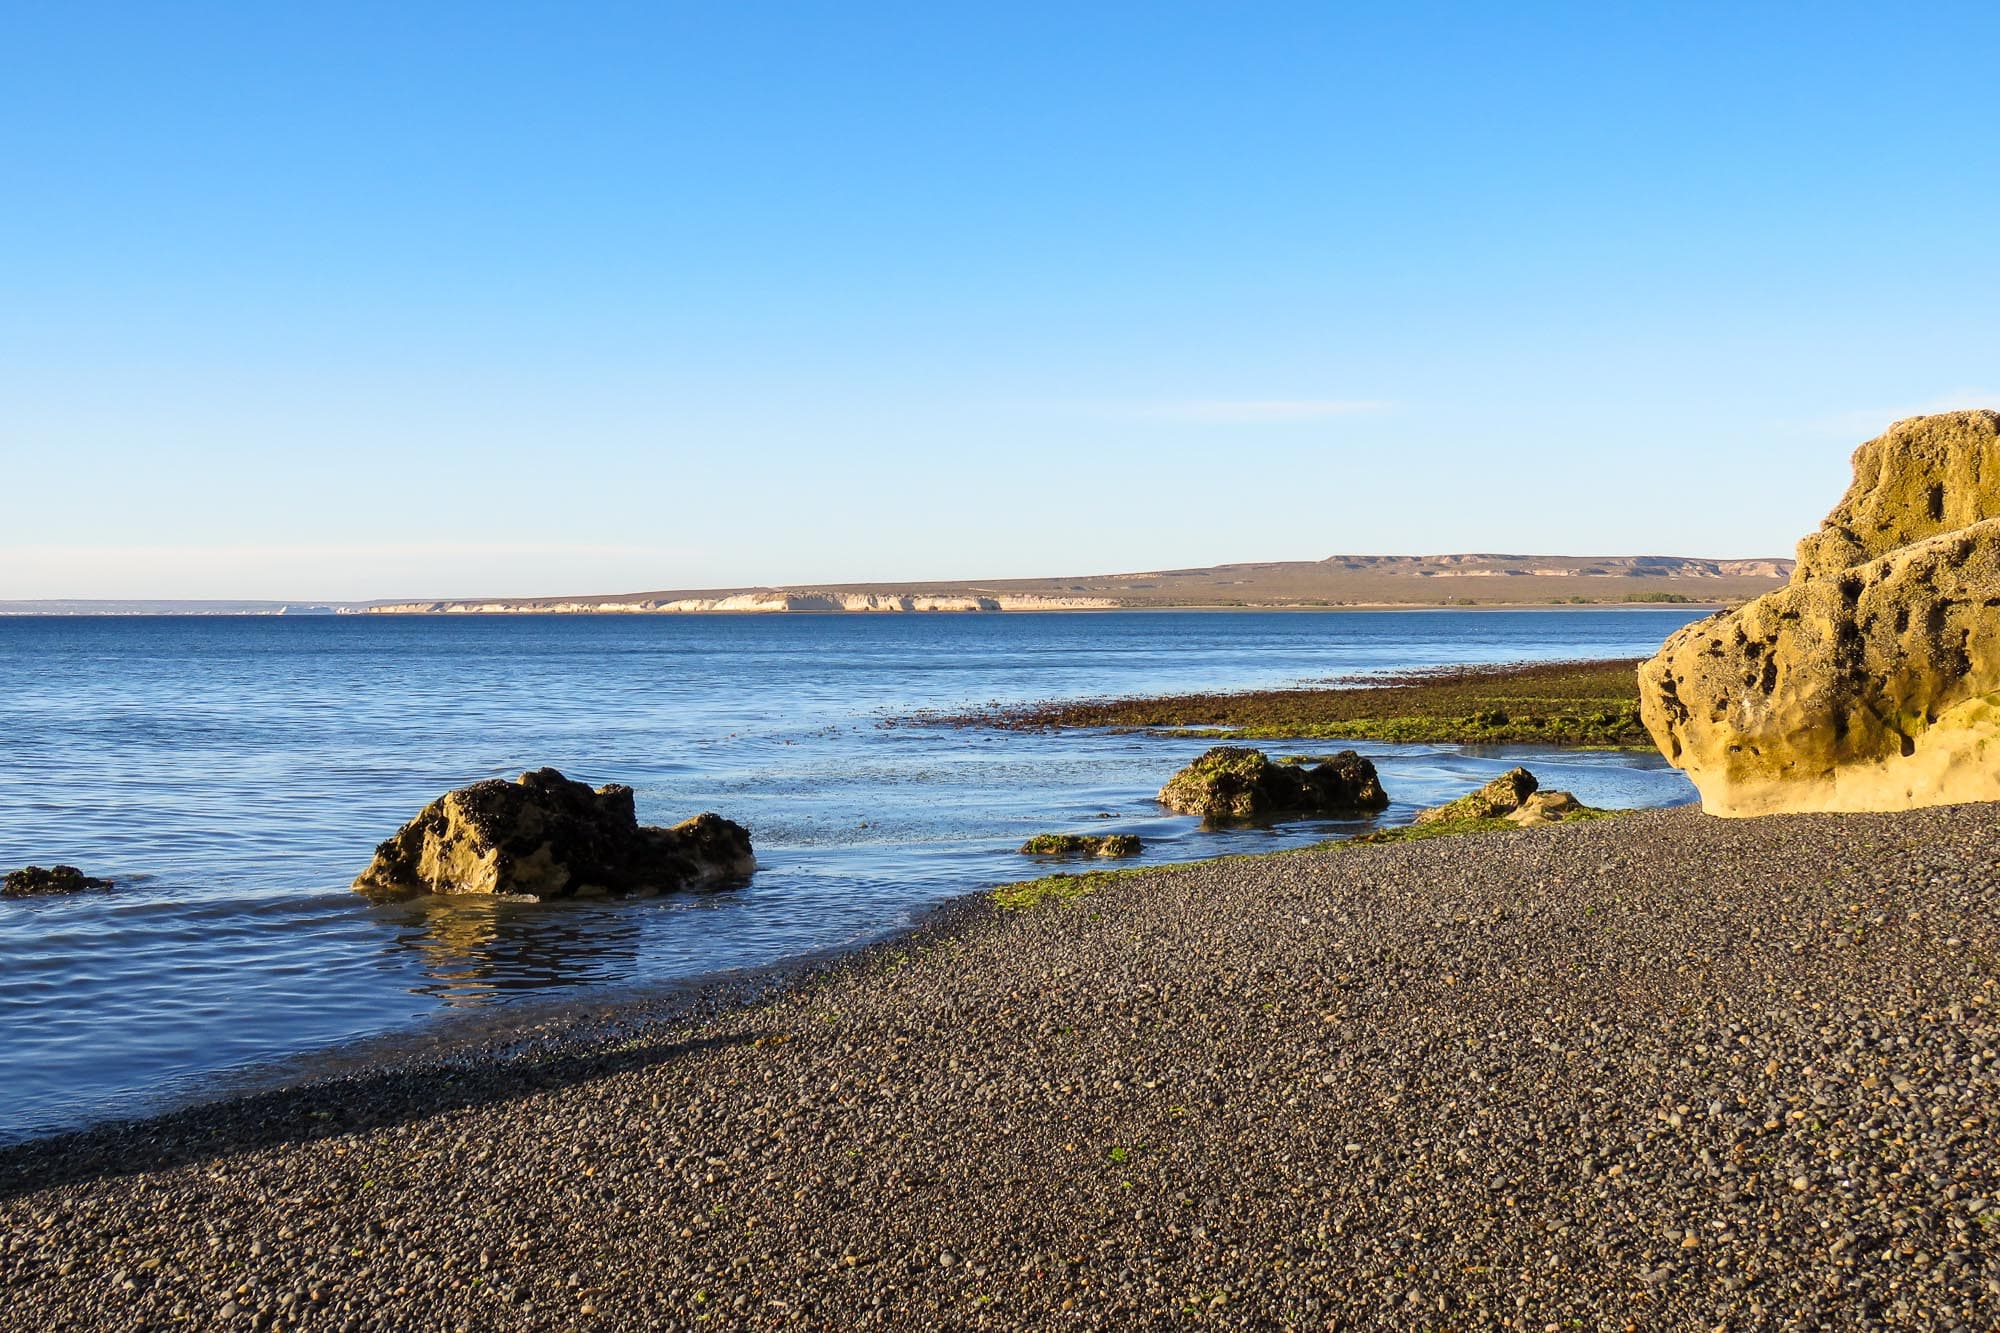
{"left": 360, "top": 553, "right": 1793, "bottom": 614}
{"left": 366, "top": 592, "right": 1120, "bottom": 614}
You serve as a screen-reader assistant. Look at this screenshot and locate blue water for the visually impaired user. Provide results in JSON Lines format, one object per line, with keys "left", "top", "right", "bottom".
{"left": 0, "top": 609, "right": 1699, "bottom": 1141}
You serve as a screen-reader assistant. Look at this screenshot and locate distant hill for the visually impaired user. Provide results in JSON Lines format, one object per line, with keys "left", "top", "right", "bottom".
{"left": 364, "top": 553, "right": 1793, "bottom": 614}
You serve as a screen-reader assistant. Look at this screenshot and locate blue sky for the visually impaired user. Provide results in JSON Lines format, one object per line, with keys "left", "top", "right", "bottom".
{"left": 3, "top": 2, "right": 1996, "bottom": 599}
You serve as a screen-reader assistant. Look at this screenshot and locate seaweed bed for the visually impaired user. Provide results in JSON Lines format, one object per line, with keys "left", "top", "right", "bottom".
{"left": 920, "top": 657, "right": 1652, "bottom": 748}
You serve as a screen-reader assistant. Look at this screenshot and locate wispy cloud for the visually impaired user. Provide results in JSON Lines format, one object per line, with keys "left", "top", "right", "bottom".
{"left": 0, "top": 540, "right": 704, "bottom": 601}
{"left": 1132, "top": 399, "right": 1393, "bottom": 424}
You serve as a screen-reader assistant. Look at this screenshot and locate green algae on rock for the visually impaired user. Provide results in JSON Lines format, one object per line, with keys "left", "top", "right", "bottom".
{"left": 1018, "top": 833, "right": 1142, "bottom": 858}
{"left": 1338, "top": 804, "right": 1621, "bottom": 848}
{"left": 1413, "top": 766, "right": 1539, "bottom": 824}
{"left": 1409, "top": 767, "right": 1607, "bottom": 831}
{"left": 1157, "top": 746, "right": 1387, "bottom": 819}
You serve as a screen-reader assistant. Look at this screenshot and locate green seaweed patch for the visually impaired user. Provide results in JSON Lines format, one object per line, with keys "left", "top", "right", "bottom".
{"left": 1337, "top": 815, "right": 1519, "bottom": 846}
{"left": 992, "top": 865, "right": 1161, "bottom": 911}
{"left": 992, "top": 805, "right": 1637, "bottom": 911}
{"left": 932, "top": 659, "right": 1657, "bottom": 750}
{"left": 1165, "top": 706, "right": 1649, "bottom": 748}
{"left": 992, "top": 847, "right": 1320, "bottom": 911}
{"left": 1019, "top": 832, "right": 1143, "bottom": 858}
{"left": 1336, "top": 806, "right": 1626, "bottom": 848}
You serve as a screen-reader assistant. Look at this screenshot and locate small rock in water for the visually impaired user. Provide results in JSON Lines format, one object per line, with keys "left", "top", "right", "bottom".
{"left": 1413, "top": 768, "right": 1538, "bottom": 824}
{"left": 1410, "top": 770, "right": 1605, "bottom": 827}
{"left": 351, "top": 767, "right": 754, "bottom": 901}
{"left": 2, "top": 864, "right": 113, "bottom": 898}
{"left": 1018, "top": 833, "right": 1141, "bottom": 858}
{"left": 1158, "top": 746, "right": 1388, "bottom": 819}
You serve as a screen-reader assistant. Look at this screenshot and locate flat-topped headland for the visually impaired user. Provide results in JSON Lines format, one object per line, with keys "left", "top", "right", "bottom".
{"left": 358, "top": 552, "right": 1790, "bottom": 614}
{"left": 4, "top": 804, "right": 1996, "bottom": 1329}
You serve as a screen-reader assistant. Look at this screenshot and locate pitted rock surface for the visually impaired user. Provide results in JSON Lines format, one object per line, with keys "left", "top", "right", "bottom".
{"left": 1641, "top": 410, "right": 2000, "bottom": 815}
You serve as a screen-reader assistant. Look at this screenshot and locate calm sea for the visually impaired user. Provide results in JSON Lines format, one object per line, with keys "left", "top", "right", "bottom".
{"left": 0, "top": 609, "right": 1700, "bottom": 1142}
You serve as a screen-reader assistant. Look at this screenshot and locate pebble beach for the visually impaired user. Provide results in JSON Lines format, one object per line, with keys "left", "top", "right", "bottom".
{"left": 5, "top": 802, "right": 1999, "bottom": 1330}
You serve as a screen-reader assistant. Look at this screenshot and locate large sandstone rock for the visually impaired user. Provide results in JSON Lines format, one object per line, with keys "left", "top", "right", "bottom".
{"left": 1640, "top": 410, "right": 2000, "bottom": 816}
{"left": 353, "top": 768, "right": 754, "bottom": 901}
{"left": 1157, "top": 746, "right": 1388, "bottom": 819}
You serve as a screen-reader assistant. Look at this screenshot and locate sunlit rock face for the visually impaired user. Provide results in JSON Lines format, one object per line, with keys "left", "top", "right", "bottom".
{"left": 1412, "top": 767, "right": 1538, "bottom": 824}
{"left": 1640, "top": 410, "right": 2000, "bottom": 816}
{"left": 353, "top": 768, "right": 754, "bottom": 900}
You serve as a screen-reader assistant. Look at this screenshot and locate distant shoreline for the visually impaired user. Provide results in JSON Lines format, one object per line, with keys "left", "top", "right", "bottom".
{"left": 0, "top": 551, "right": 1789, "bottom": 617}
{"left": 0, "top": 600, "right": 1739, "bottom": 618}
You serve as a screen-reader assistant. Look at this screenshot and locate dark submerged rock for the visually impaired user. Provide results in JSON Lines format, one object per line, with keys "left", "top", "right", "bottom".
{"left": 352, "top": 767, "right": 754, "bottom": 901}
{"left": 1, "top": 865, "right": 114, "bottom": 898}
{"left": 1157, "top": 746, "right": 1388, "bottom": 819}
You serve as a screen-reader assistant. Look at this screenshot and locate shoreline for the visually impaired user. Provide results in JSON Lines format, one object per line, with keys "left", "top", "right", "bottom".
{"left": 0, "top": 901, "right": 984, "bottom": 1157}
{"left": 348, "top": 602, "right": 1738, "bottom": 616}
{"left": 6, "top": 804, "right": 1998, "bottom": 1327}
{"left": 0, "top": 892, "right": 996, "bottom": 1172}
{"left": 1, "top": 602, "right": 1740, "bottom": 619}
{"left": 0, "top": 624, "right": 1693, "bottom": 1166}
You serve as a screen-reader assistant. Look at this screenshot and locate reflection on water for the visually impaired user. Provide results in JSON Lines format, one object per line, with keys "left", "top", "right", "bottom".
{"left": 0, "top": 609, "right": 1703, "bottom": 1140}
{"left": 388, "top": 895, "right": 665, "bottom": 1003}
